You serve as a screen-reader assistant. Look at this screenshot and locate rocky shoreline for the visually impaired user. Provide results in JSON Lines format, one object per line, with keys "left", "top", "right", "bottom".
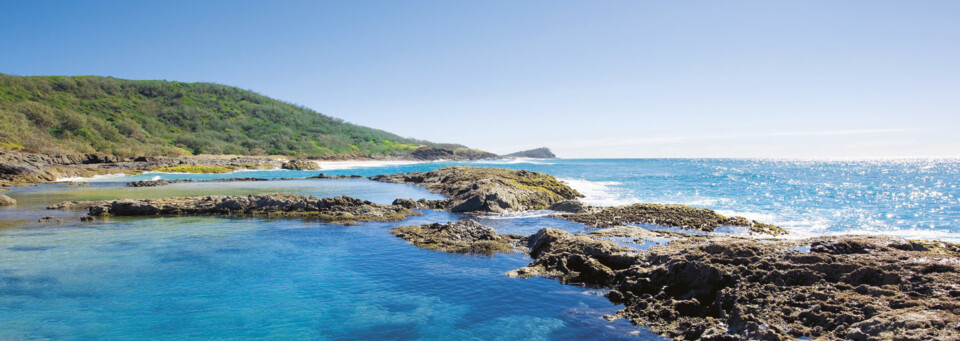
{"left": 48, "top": 194, "right": 417, "bottom": 225}
{"left": 8, "top": 164, "right": 960, "bottom": 339}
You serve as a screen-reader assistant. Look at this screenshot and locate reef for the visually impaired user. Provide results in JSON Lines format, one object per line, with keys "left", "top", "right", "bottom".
{"left": 281, "top": 160, "right": 320, "bottom": 170}
{"left": 390, "top": 219, "right": 523, "bottom": 255}
{"left": 508, "top": 226, "right": 960, "bottom": 340}
{"left": 49, "top": 194, "right": 416, "bottom": 225}
{"left": 556, "top": 202, "right": 787, "bottom": 236}
{"left": 371, "top": 166, "right": 583, "bottom": 213}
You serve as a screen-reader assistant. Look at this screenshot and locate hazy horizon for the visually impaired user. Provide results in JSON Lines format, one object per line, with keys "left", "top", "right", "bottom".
{"left": 3, "top": 1, "right": 957, "bottom": 158}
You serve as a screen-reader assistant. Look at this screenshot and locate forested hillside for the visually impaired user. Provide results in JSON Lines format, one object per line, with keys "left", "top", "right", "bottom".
{"left": 0, "top": 73, "right": 482, "bottom": 159}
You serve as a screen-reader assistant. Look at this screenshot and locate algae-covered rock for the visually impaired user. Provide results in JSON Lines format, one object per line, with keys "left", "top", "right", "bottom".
{"left": 507, "top": 228, "right": 639, "bottom": 286}
{"left": 0, "top": 194, "right": 15, "bottom": 206}
{"left": 53, "top": 194, "right": 415, "bottom": 225}
{"left": 371, "top": 166, "right": 583, "bottom": 213}
{"left": 557, "top": 203, "right": 787, "bottom": 235}
{"left": 390, "top": 220, "right": 520, "bottom": 255}
{"left": 281, "top": 160, "right": 320, "bottom": 170}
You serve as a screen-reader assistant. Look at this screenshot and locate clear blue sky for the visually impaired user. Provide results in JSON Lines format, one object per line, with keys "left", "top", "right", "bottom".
{"left": 2, "top": 1, "right": 958, "bottom": 158}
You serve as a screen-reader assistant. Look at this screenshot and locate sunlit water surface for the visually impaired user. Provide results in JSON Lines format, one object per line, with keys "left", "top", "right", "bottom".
{"left": 2, "top": 158, "right": 957, "bottom": 338}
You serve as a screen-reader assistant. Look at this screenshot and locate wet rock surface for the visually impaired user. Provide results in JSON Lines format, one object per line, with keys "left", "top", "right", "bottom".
{"left": 391, "top": 198, "right": 450, "bottom": 210}
{"left": 509, "top": 227, "right": 960, "bottom": 340}
{"left": 371, "top": 166, "right": 583, "bottom": 213}
{"left": 49, "top": 194, "right": 416, "bottom": 225}
{"left": 390, "top": 219, "right": 522, "bottom": 255}
{"left": 557, "top": 203, "right": 787, "bottom": 236}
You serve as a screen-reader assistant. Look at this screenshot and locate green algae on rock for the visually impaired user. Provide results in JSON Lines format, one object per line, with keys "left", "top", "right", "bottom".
{"left": 557, "top": 202, "right": 788, "bottom": 236}
{"left": 390, "top": 220, "right": 522, "bottom": 255}
{"left": 50, "top": 194, "right": 416, "bottom": 225}
{"left": 370, "top": 166, "right": 583, "bottom": 213}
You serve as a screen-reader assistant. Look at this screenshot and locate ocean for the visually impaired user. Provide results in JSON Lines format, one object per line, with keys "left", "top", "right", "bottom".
{"left": 1, "top": 158, "right": 957, "bottom": 339}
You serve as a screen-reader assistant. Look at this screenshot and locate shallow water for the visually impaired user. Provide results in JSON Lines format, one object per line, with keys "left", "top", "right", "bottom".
{"left": 0, "top": 178, "right": 661, "bottom": 340}
{"left": 58, "top": 158, "right": 960, "bottom": 241}
{"left": 2, "top": 157, "right": 957, "bottom": 338}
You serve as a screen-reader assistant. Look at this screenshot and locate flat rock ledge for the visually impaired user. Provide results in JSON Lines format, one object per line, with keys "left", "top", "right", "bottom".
{"left": 508, "top": 227, "right": 960, "bottom": 340}
{"left": 371, "top": 166, "right": 583, "bottom": 213}
{"left": 556, "top": 202, "right": 787, "bottom": 236}
{"left": 49, "top": 194, "right": 416, "bottom": 225}
{"left": 390, "top": 220, "right": 523, "bottom": 255}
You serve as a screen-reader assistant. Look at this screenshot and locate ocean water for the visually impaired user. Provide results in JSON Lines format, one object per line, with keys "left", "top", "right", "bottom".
{"left": 1, "top": 158, "right": 957, "bottom": 339}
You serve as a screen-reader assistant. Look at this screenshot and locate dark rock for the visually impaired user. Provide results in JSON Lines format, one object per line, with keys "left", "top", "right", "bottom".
{"left": 51, "top": 194, "right": 417, "bottom": 225}
{"left": 557, "top": 203, "right": 788, "bottom": 236}
{"left": 390, "top": 219, "right": 520, "bottom": 255}
{"left": 391, "top": 198, "right": 449, "bottom": 210}
{"left": 547, "top": 200, "right": 594, "bottom": 213}
{"left": 38, "top": 216, "right": 57, "bottom": 222}
{"left": 509, "top": 232, "right": 960, "bottom": 340}
{"left": 80, "top": 216, "right": 94, "bottom": 222}
{"left": 371, "top": 166, "right": 582, "bottom": 213}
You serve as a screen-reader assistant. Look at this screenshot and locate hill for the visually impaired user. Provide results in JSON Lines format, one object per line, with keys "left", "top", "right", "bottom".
{"left": 0, "top": 73, "right": 492, "bottom": 160}
{"left": 504, "top": 147, "right": 556, "bottom": 159}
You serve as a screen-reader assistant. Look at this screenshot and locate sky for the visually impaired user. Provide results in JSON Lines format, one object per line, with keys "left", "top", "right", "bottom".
{"left": 2, "top": 1, "right": 958, "bottom": 158}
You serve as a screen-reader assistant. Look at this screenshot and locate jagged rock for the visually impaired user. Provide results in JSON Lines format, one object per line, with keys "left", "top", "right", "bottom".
{"left": 0, "top": 194, "right": 15, "bottom": 206}
{"left": 80, "top": 216, "right": 94, "bottom": 222}
{"left": 281, "top": 160, "right": 320, "bottom": 170}
{"left": 50, "top": 194, "right": 416, "bottom": 225}
{"left": 509, "top": 232, "right": 960, "bottom": 340}
{"left": 371, "top": 166, "right": 583, "bottom": 213}
{"left": 557, "top": 203, "right": 788, "bottom": 236}
{"left": 547, "top": 200, "right": 596, "bottom": 213}
{"left": 507, "top": 228, "right": 639, "bottom": 286}
{"left": 390, "top": 220, "right": 521, "bottom": 255}
{"left": 391, "top": 198, "right": 449, "bottom": 210}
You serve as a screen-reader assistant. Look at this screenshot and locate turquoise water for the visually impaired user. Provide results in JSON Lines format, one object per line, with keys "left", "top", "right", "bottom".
{"left": 84, "top": 158, "right": 960, "bottom": 241}
{"left": 1, "top": 158, "right": 958, "bottom": 339}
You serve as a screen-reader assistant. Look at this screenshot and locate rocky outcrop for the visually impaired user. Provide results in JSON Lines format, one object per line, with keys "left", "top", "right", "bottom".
{"left": 50, "top": 194, "right": 416, "bottom": 225}
{"left": 390, "top": 220, "right": 522, "bottom": 255}
{"left": 371, "top": 167, "right": 583, "bottom": 213}
{"left": 557, "top": 203, "right": 787, "bottom": 236}
{"left": 0, "top": 150, "right": 282, "bottom": 186}
{"left": 547, "top": 200, "right": 597, "bottom": 213}
{"left": 391, "top": 198, "right": 450, "bottom": 210}
{"left": 281, "top": 160, "right": 320, "bottom": 170}
{"left": 503, "top": 147, "right": 557, "bottom": 159}
{"left": 0, "top": 194, "right": 15, "bottom": 206}
{"left": 509, "top": 227, "right": 960, "bottom": 340}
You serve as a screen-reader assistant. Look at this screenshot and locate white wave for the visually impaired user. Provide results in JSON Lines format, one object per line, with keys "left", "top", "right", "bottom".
{"left": 315, "top": 160, "right": 430, "bottom": 170}
{"left": 478, "top": 210, "right": 555, "bottom": 220}
{"left": 151, "top": 175, "right": 162, "bottom": 181}
{"left": 558, "top": 178, "right": 637, "bottom": 207}
{"left": 55, "top": 173, "right": 128, "bottom": 182}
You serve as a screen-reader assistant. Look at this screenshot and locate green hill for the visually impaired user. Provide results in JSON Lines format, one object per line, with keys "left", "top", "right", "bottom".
{"left": 0, "top": 73, "right": 489, "bottom": 159}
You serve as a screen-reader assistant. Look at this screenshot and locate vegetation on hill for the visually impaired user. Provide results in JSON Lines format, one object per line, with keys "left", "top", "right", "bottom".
{"left": 0, "top": 73, "right": 479, "bottom": 159}
{"left": 504, "top": 147, "right": 556, "bottom": 159}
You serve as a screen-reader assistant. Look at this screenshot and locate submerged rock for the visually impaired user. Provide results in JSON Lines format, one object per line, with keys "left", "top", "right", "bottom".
{"left": 557, "top": 203, "right": 787, "bottom": 235}
{"left": 371, "top": 166, "right": 583, "bottom": 213}
{"left": 51, "top": 194, "right": 416, "bottom": 225}
{"left": 390, "top": 220, "right": 521, "bottom": 255}
{"left": 0, "top": 194, "right": 15, "bottom": 206}
{"left": 510, "top": 230, "right": 960, "bottom": 340}
{"left": 281, "top": 160, "right": 320, "bottom": 170}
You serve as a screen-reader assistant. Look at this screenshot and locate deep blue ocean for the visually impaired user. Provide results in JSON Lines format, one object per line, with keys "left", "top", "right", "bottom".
{"left": 1, "top": 158, "right": 958, "bottom": 339}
